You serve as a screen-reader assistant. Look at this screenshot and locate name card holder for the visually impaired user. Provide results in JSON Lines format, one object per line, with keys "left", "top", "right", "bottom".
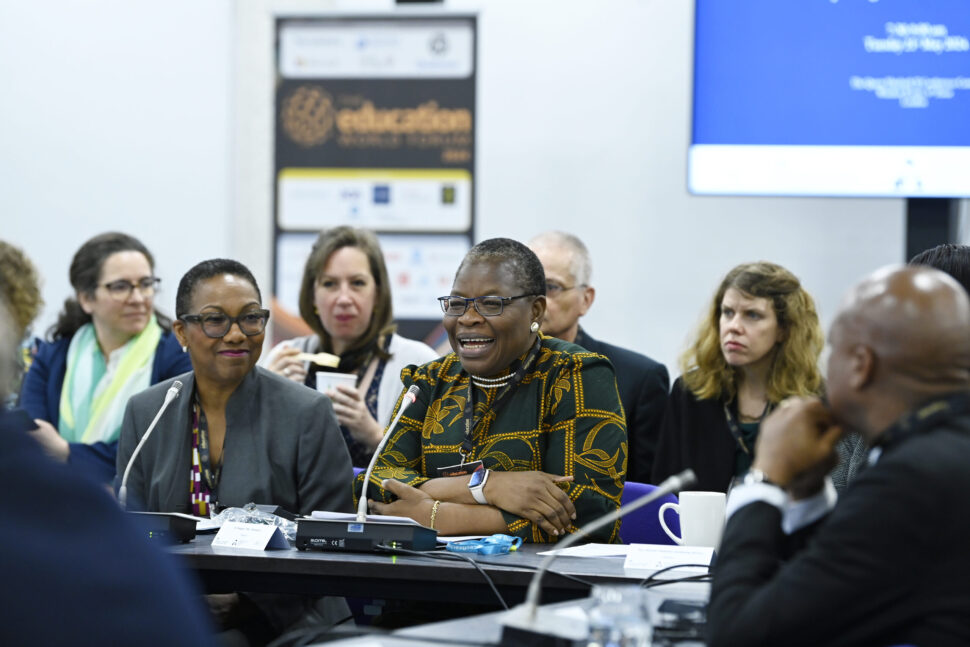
{"left": 212, "top": 521, "right": 290, "bottom": 550}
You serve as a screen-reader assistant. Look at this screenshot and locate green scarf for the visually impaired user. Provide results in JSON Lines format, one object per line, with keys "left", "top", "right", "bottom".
{"left": 59, "top": 316, "right": 162, "bottom": 445}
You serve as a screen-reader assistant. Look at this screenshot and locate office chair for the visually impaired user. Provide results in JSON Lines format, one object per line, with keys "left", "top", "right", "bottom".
{"left": 618, "top": 480, "right": 680, "bottom": 545}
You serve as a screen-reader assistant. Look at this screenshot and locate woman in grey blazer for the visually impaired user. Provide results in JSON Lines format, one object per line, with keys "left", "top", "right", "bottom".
{"left": 117, "top": 258, "right": 353, "bottom": 643}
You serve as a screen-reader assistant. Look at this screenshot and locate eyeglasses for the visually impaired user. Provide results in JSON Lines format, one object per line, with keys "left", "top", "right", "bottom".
{"left": 545, "top": 282, "right": 578, "bottom": 296}
{"left": 101, "top": 277, "right": 160, "bottom": 301}
{"left": 179, "top": 309, "right": 270, "bottom": 338}
{"left": 438, "top": 294, "right": 535, "bottom": 317}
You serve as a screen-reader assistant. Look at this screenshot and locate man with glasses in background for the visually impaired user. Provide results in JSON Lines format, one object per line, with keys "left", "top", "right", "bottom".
{"left": 529, "top": 231, "right": 669, "bottom": 483}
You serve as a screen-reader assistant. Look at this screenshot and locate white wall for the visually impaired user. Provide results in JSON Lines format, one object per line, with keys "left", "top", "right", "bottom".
{"left": 3, "top": 0, "right": 912, "bottom": 377}
{"left": 0, "top": 1, "right": 233, "bottom": 330}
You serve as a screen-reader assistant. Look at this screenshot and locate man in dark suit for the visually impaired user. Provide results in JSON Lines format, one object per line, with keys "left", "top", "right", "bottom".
{"left": 529, "top": 231, "right": 669, "bottom": 483}
{"left": 708, "top": 265, "right": 970, "bottom": 647}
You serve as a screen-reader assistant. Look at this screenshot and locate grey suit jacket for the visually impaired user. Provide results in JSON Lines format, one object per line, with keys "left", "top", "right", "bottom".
{"left": 117, "top": 366, "right": 354, "bottom": 516}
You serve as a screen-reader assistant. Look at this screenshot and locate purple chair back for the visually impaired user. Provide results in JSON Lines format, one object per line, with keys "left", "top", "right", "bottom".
{"left": 618, "top": 480, "right": 681, "bottom": 545}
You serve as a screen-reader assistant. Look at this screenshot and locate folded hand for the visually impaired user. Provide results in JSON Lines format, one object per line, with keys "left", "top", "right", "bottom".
{"left": 484, "top": 471, "right": 576, "bottom": 536}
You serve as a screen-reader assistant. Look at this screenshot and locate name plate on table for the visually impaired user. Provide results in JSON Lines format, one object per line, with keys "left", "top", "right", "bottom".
{"left": 212, "top": 521, "right": 289, "bottom": 550}
{"left": 623, "top": 544, "right": 713, "bottom": 575}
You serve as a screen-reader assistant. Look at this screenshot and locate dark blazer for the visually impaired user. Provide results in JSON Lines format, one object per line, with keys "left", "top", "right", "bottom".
{"left": 651, "top": 376, "right": 736, "bottom": 491}
{"left": 0, "top": 407, "right": 214, "bottom": 645}
{"left": 574, "top": 328, "right": 669, "bottom": 483}
{"left": 19, "top": 330, "right": 192, "bottom": 482}
{"left": 652, "top": 377, "right": 868, "bottom": 493}
{"left": 116, "top": 367, "right": 354, "bottom": 516}
{"left": 707, "top": 409, "right": 970, "bottom": 647}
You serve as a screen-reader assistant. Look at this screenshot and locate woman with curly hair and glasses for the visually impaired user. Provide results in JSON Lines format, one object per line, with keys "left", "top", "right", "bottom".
{"left": 652, "top": 261, "right": 864, "bottom": 493}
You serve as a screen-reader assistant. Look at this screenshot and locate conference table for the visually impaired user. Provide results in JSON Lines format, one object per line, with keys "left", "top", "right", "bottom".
{"left": 315, "top": 586, "right": 709, "bottom": 647}
{"left": 169, "top": 534, "right": 683, "bottom": 606}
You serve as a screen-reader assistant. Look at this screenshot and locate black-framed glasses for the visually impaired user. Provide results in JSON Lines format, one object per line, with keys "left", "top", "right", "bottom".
{"left": 437, "top": 294, "right": 536, "bottom": 317}
{"left": 180, "top": 309, "right": 270, "bottom": 338}
{"left": 101, "top": 277, "right": 160, "bottom": 302}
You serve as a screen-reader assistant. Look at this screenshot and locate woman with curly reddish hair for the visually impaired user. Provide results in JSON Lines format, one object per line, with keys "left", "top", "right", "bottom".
{"left": 652, "top": 261, "right": 863, "bottom": 492}
{"left": 0, "top": 240, "right": 43, "bottom": 401}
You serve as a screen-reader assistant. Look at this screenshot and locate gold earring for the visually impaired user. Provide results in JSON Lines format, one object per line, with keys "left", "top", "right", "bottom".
{"left": 530, "top": 322, "right": 539, "bottom": 333}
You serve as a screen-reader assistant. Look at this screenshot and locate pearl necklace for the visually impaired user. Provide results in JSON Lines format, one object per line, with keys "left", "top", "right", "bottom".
{"left": 471, "top": 373, "right": 512, "bottom": 388}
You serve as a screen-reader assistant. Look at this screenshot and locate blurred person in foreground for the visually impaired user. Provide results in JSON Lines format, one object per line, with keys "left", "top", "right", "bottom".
{"left": 0, "top": 240, "right": 43, "bottom": 402}
{"left": 652, "top": 261, "right": 865, "bottom": 492}
{"left": 707, "top": 265, "right": 970, "bottom": 647}
{"left": 20, "top": 232, "right": 191, "bottom": 482}
{"left": 357, "top": 238, "right": 627, "bottom": 543}
{"left": 0, "top": 292, "right": 214, "bottom": 646}
{"left": 528, "top": 231, "right": 669, "bottom": 483}
{"left": 117, "top": 259, "right": 353, "bottom": 644}
{"left": 263, "top": 226, "right": 437, "bottom": 466}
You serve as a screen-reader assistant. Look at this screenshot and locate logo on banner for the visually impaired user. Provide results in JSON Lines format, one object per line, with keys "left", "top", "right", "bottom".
{"left": 280, "top": 85, "right": 472, "bottom": 152}
{"left": 281, "top": 86, "right": 336, "bottom": 147}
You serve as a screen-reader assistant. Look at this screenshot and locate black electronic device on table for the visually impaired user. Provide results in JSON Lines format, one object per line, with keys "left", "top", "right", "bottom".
{"left": 127, "top": 512, "right": 197, "bottom": 544}
{"left": 294, "top": 518, "right": 437, "bottom": 552}
{"left": 296, "top": 384, "right": 438, "bottom": 553}
{"left": 651, "top": 598, "right": 707, "bottom": 645}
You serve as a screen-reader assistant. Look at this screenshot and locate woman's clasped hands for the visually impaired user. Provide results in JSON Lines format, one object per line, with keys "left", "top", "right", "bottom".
{"left": 370, "top": 471, "right": 576, "bottom": 537}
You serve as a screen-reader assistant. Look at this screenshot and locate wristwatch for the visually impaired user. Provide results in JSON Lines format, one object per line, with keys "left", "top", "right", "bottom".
{"left": 743, "top": 468, "right": 779, "bottom": 487}
{"left": 468, "top": 468, "right": 490, "bottom": 504}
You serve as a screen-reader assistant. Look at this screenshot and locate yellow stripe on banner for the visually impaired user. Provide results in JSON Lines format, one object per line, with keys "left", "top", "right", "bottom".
{"left": 279, "top": 168, "right": 471, "bottom": 182}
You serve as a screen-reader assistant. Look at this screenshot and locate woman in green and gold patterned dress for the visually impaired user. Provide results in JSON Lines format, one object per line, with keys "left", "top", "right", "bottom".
{"left": 358, "top": 238, "right": 627, "bottom": 543}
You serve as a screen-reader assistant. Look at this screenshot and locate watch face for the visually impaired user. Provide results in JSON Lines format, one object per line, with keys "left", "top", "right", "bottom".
{"left": 468, "top": 468, "right": 486, "bottom": 488}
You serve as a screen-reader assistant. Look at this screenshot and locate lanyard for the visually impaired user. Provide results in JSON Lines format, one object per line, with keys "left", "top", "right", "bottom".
{"left": 723, "top": 399, "right": 772, "bottom": 456}
{"left": 461, "top": 338, "right": 541, "bottom": 459}
{"left": 193, "top": 391, "right": 222, "bottom": 492}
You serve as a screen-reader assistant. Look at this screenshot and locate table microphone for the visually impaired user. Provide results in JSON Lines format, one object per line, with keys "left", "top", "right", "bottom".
{"left": 119, "top": 380, "right": 183, "bottom": 509}
{"left": 294, "top": 384, "right": 435, "bottom": 552}
{"left": 356, "top": 384, "right": 422, "bottom": 522}
{"left": 501, "top": 468, "right": 697, "bottom": 645}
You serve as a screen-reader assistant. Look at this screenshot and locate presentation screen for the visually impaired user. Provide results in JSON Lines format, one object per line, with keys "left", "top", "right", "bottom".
{"left": 689, "top": 0, "right": 970, "bottom": 197}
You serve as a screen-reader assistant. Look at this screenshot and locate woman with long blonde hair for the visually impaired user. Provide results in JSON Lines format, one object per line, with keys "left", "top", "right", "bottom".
{"left": 652, "top": 262, "right": 829, "bottom": 492}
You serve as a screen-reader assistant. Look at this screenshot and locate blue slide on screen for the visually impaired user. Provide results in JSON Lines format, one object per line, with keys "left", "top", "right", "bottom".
{"left": 689, "top": 0, "right": 970, "bottom": 197}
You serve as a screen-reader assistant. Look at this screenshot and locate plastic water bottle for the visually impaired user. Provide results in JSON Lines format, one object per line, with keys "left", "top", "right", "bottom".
{"left": 585, "top": 585, "right": 652, "bottom": 647}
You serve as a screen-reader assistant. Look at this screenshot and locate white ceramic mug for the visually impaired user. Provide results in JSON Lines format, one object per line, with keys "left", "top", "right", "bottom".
{"left": 315, "top": 372, "right": 357, "bottom": 395}
{"left": 658, "top": 491, "right": 726, "bottom": 548}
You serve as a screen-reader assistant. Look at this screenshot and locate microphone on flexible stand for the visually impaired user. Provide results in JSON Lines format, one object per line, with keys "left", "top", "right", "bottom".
{"left": 119, "top": 380, "right": 183, "bottom": 509}
{"left": 295, "top": 384, "right": 439, "bottom": 551}
{"left": 501, "top": 469, "right": 698, "bottom": 646}
{"left": 357, "top": 384, "right": 421, "bottom": 522}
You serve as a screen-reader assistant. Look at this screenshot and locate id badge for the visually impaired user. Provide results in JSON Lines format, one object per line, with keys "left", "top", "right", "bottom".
{"left": 437, "top": 459, "right": 483, "bottom": 478}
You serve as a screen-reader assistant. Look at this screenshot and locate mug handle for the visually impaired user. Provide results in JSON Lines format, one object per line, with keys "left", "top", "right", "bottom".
{"left": 658, "top": 502, "right": 684, "bottom": 545}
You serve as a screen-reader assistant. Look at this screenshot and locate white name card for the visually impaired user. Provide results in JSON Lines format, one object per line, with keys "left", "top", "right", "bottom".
{"left": 212, "top": 521, "right": 290, "bottom": 550}
{"left": 623, "top": 543, "right": 713, "bottom": 575}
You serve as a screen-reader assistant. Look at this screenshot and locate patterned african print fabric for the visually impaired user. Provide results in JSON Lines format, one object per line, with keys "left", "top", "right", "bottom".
{"left": 356, "top": 335, "right": 628, "bottom": 543}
